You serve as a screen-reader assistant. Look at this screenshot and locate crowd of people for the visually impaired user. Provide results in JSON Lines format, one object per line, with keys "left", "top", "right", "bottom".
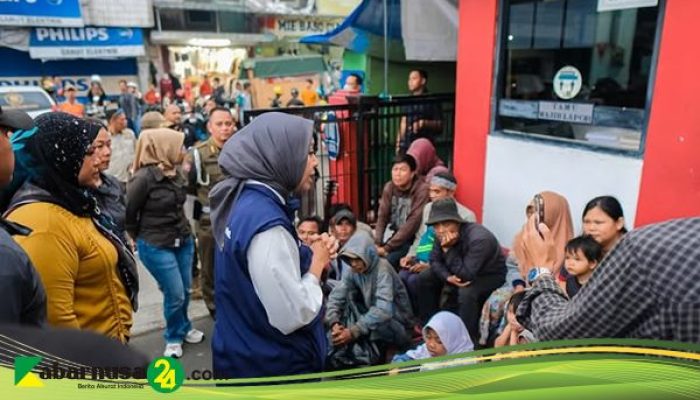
{"left": 0, "top": 66, "right": 697, "bottom": 381}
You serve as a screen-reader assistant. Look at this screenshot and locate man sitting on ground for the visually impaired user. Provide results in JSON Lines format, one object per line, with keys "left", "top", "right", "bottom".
{"left": 399, "top": 172, "right": 476, "bottom": 309}
{"left": 374, "top": 154, "right": 430, "bottom": 269}
{"left": 326, "top": 231, "right": 414, "bottom": 369}
{"left": 416, "top": 198, "right": 506, "bottom": 344}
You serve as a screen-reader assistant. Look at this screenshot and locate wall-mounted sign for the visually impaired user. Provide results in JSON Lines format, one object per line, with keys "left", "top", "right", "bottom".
{"left": 0, "top": 0, "right": 83, "bottom": 27}
{"left": 269, "top": 17, "right": 343, "bottom": 38}
{"left": 597, "top": 0, "right": 658, "bottom": 12}
{"left": 538, "top": 101, "right": 594, "bottom": 124}
{"left": 499, "top": 99, "right": 539, "bottom": 119}
{"left": 29, "top": 27, "right": 145, "bottom": 60}
{"left": 553, "top": 66, "right": 583, "bottom": 100}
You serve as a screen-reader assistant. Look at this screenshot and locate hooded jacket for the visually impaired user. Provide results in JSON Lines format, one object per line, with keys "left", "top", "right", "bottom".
{"left": 326, "top": 232, "right": 414, "bottom": 339}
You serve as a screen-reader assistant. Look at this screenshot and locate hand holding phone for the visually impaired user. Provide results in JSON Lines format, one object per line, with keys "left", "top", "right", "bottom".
{"left": 533, "top": 194, "right": 545, "bottom": 237}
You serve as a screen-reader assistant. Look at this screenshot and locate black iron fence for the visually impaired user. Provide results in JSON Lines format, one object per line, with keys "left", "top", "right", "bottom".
{"left": 243, "top": 93, "right": 455, "bottom": 224}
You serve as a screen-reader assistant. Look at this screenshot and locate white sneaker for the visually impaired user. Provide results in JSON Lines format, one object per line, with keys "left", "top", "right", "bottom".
{"left": 164, "top": 343, "right": 183, "bottom": 358}
{"left": 184, "top": 329, "right": 204, "bottom": 344}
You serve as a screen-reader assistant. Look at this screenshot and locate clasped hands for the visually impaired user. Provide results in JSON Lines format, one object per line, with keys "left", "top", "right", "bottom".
{"left": 330, "top": 322, "right": 353, "bottom": 347}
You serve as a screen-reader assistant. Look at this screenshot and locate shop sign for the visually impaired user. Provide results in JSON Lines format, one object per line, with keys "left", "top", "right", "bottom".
{"left": 597, "top": 0, "right": 658, "bottom": 12}
{"left": 0, "top": 0, "right": 83, "bottom": 27}
{"left": 553, "top": 66, "right": 582, "bottom": 100}
{"left": 538, "top": 101, "right": 594, "bottom": 124}
{"left": 499, "top": 99, "right": 538, "bottom": 119}
{"left": 271, "top": 17, "right": 342, "bottom": 38}
{"left": 29, "top": 27, "right": 145, "bottom": 59}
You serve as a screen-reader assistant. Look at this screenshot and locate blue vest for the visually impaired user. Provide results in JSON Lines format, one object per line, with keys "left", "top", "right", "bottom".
{"left": 212, "top": 183, "right": 326, "bottom": 378}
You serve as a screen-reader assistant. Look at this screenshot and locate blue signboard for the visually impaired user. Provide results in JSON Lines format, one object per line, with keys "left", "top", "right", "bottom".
{"left": 0, "top": 0, "right": 83, "bottom": 27}
{"left": 30, "top": 27, "right": 145, "bottom": 59}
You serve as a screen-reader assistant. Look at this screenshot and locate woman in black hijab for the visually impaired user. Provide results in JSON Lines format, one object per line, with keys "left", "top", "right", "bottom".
{"left": 6, "top": 112, "right": 137, "bottom": 343}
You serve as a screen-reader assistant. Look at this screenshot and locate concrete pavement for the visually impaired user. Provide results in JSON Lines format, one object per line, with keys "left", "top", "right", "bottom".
{"left": 131, "top": 316, "right": 214, "bottom": 376}
{"left": 131, "top": 256, "right": 210, "bottom": 336}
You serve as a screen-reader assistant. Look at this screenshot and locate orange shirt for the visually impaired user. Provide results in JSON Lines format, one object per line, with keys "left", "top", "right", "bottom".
{"left": 300, "top": 88, "right": 319, "bottom": 106}
{"left": 59, "top": 101, "right": 85, "bottom": 117}
{"left": 200, "top": 81, "right": 213, "bottom": 97}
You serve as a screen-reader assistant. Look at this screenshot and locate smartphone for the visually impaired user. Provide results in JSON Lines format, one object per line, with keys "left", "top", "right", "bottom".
{"left": 533, "top": 194, "right": 545, "bottom": 235}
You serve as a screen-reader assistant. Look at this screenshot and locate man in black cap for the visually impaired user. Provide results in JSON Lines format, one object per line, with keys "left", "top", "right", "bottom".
{"left": 0, "top": 105, "right": 46, "bottom": 326}
{"left": 416, "top": 197, "right": 506, "bottom": 343}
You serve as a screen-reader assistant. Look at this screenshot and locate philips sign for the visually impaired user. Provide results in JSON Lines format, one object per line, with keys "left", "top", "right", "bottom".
{"left": 0, "top": 0, "right": 83, "bottom": 27}
{"left": 29, "top": 27, "right": 145, "bottom": 60}
{"left": 35, "top": 27, "right": 110, "bottom": 42}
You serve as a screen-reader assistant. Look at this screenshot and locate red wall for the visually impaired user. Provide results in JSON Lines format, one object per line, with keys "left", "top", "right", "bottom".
{"left": 452, "top": 0, "right": 499, "bottom": 222}
{"left": 635, "top": 0, "right": 700, "bottom": 226}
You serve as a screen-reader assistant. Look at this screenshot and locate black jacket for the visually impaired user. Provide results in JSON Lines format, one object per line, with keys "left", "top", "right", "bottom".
{"left": 96, "top": 173, "right": 127, "bottom": 237}
{"left": 0, "top": 218, "right": 46, "bottom": 326}
{"left": 126, "top": 166, "right": 191, "bottom": 248}
{"left": 430, "top": 222, "right": 506, "bottom": 282}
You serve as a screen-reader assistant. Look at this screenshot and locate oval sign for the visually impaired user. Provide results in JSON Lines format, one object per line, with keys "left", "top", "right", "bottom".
{"left": 553, "top": 66, "right": 583, "bottom": 100}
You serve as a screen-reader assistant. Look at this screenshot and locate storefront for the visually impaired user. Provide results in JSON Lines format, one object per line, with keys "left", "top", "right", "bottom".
{"left": 0, "top": 0, "right": 83, "bottom": 27}
{"left": 0, "top": 26, "right": 145, "bottom": 98}
{"left": 453, "top": 0, "right": 698, "bottom": 245}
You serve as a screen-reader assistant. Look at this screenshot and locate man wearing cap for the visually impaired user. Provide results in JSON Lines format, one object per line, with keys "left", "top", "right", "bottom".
{"left": 184, "top": 106, "right": 237, "bottom": 317}
{"left": 0, "top": 105, "right": 46, "bottom": 326}
{"left": 324, "top": 208, "right": 359, "bottom": 293}
{"left": 416, "top": 197, "right": 506, "bottom": 343}
{"left": 399, "top": 172, "right": 476, "bottom": 307}
{"left": 58, "top": 84, "right": 85, "bottom": 117}
{"left": 140, "top": 111, "right": 166, "bottom": 131}
{"left": 104, "top": 108, "right": 137, "bottom": 192}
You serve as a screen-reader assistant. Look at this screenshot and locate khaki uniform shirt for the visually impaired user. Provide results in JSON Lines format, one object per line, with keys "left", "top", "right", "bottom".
{"left": 187, "top": 137, "right": 225, "bottom": 230}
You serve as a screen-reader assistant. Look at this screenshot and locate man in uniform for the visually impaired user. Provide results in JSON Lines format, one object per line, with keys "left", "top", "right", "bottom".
{"left": 185, "top": 107, "right": 237, "bottom": 318}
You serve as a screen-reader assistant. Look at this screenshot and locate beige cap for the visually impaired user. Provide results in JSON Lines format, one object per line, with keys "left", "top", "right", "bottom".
{"left": 140, "top": 111, "right": 166, "bottom": 130}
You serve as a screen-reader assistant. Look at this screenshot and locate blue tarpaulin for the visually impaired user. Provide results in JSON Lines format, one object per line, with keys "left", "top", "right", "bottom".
{"left": 300, "top": 0, "right": 402, "bottom": 54}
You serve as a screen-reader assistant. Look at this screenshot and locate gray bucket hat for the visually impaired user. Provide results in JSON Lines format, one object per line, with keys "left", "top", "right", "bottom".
{"left": 426, "top": 197, "right": 467, "bottom": 225}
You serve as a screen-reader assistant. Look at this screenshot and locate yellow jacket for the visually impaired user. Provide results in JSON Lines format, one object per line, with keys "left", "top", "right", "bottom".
{"left": 8, "top": 202, "right": 133, "bottom": 342}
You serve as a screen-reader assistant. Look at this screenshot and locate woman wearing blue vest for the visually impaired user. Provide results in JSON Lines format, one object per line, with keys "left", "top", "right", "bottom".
{"left": 209, "top": 112, "right": 337, "bottom": 378}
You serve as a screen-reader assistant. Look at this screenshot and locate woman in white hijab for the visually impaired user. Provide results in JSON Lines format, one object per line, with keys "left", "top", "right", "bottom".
{"left": 393, "top": 311, "right": 474, "bottom": 368}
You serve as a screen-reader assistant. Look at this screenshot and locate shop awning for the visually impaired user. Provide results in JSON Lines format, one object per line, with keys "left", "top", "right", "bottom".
{"left": 300, "top": 0, "right": 458, "bottom": 62}
{"left": 0, "top": 0, "right": 83, "bottom": 28}
{"left": 29, "top": 27, "right": 145, "bottom": 60}
{"left": 242, "top": 55, "right": 326, "bottom": 79}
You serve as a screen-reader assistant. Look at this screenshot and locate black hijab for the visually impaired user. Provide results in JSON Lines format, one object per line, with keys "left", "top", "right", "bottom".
{"left": 28, "top": 112, "right": 102, "bottom": 217}
{"left": 18, "top": 112, "right": 139, "bottom": 310}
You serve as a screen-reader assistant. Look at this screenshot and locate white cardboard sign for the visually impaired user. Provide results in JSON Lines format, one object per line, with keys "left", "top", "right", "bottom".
{"left": 597, "top": 0, "right": 658, "bottom": 12}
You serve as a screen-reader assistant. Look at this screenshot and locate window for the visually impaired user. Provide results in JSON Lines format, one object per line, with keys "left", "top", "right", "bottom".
{"left": 494, "top": 0, "right": 662, "bottom": 153}
{"left": 158, "top": 9, "right": 216, "bottom": 31}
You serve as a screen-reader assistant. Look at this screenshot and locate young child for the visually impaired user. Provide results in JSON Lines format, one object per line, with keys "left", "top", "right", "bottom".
{"left": 494, "top": 290, "right": 529, "bottom": 347}
{"left": 392, "top": 311, "right": 474, "bottom": 364}
{"left": 564, "top": 235, "right": 603, "bottom": 298}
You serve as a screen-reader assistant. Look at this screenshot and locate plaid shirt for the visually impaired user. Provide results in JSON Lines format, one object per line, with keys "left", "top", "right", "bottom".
{"left": 517, "top": 218, "right": 700, "bottom": 343}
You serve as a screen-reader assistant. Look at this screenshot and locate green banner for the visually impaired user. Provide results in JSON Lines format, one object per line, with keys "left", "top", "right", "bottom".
{"left": 1, "top": 339, "right": 699, "bottom": 399}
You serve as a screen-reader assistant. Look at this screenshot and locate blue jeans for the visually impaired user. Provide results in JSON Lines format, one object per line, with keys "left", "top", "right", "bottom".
{"left": 137, "top": 237, "right": 195, "bottom": 343}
